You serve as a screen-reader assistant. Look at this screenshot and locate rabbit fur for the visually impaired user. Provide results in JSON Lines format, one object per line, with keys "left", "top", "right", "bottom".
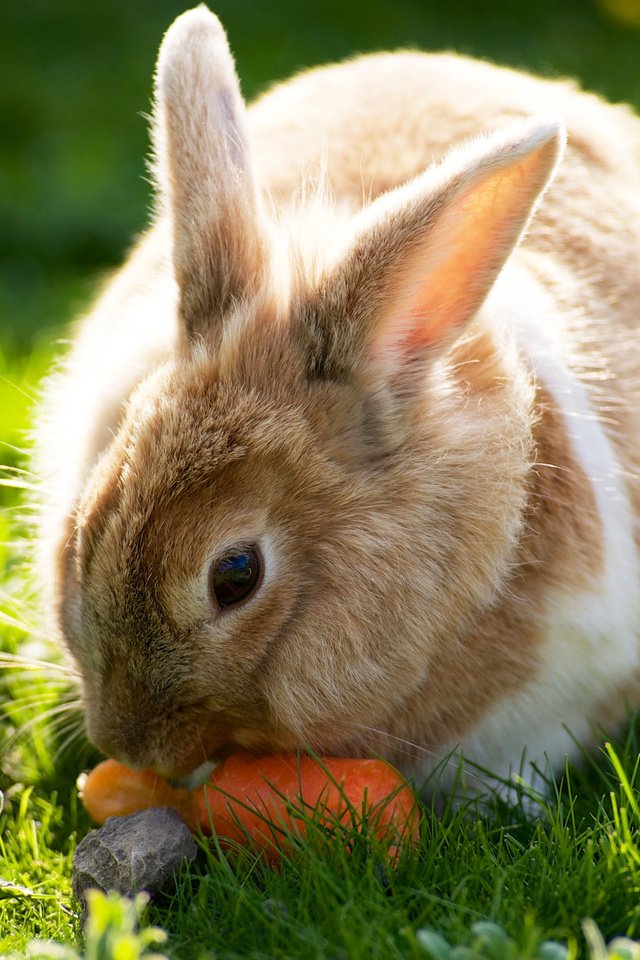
{"left": 35, "top": 5, "right": 640, "bottom": 794}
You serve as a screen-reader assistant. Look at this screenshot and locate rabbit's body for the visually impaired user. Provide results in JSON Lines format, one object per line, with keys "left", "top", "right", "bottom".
{"left": 37, "top": 9, "right": 640, "bottom": 792}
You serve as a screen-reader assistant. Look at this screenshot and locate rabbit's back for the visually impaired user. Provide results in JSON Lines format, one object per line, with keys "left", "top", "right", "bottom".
{"left": 250, "top": 51, "right": 640, "bottom": 325}
{"left": 248, "top": 50, "right": 640, "bottom": 519}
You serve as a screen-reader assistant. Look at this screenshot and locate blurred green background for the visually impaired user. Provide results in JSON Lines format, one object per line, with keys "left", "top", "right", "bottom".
{"left": 1, "top": 0, "right": 640, "bottom": 356}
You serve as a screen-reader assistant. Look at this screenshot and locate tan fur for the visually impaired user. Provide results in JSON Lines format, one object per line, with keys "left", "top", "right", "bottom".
{"left": 379, "top": 382, "right": 605, "bottom": 760}
{"left": 34, "top": 7, "right": 640, "bottom": 787}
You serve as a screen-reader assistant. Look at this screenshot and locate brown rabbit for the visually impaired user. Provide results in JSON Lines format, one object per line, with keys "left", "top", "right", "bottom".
{"left": 35, "top": 6, "right": 640, "bottom": 794}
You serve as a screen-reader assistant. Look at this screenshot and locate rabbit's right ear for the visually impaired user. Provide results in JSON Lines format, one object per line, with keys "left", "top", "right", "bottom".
{"left": 299, "top": 116, "right": 564, "bottom": 435}
{"left": 152, "top": 6, "right": 267, "bottom": 341}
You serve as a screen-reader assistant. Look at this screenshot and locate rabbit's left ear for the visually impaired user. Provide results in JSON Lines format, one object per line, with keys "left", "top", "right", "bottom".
{"left": 152, "top": 6, "right": 267, "bottom": 342}
{"left": 301, "top": 116, "right": 564, "bottom": 400}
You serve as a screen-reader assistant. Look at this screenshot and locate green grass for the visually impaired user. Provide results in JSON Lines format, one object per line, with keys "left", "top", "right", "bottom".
{"left": 5, "top": 645, "right": 640, "bottom": 960}
{"left": 4, "top": 0, "right": 640, "bottom": 956}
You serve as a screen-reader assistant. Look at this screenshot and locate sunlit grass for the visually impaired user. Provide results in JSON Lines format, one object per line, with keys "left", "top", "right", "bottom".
{"left": 5, "top": 697, "right": 640, "bottom": 959}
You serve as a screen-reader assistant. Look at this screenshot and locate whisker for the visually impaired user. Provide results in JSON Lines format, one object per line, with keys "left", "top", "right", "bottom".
{"left": 46, "top": 708, "right": 86, "bottom": 737}
{"left": 0, "top": 462, "right": 35, "bottom": 474}
{"left": 197, "top": 728, "right": 208, "bottom": 765}
{"left": 0, "top": 496, "right": 39, "bottom": 508}
{"left": 0, "top": 373, "right": 38, "bottom": 404}
{"left": 0, "top": 440, "right": 31, "bottom": 457}
{"left": 0, "top": 476, "right": 37, "bottom": 492}
{"left": 4, "top": 690, "right": 82, "bottom": 713}
{"left": 0, "top": 610, "right": 63, "bottom": 644}
{"left": 48, "top": 719, "right": 87, "bottom": 750}
{"left": 2, "top": 694, "right": 78, "bottom": 718}
{"left": 3, "top": 701, "right": 84, "bottom": 752}
{"left": 52, "top": 723, "right": 89, "bottom": 764}
{"left": 11, "top": 700, "right": 82, "bottom": 727}
{"left": 350, "top": 723, "right": 495, "bottom": 791}
{"left": 0, "top": 651, "right": 77, "bottom": 678}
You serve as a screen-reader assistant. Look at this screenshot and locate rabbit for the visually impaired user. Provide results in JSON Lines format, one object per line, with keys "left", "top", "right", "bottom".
{"left": 34, "top": 4, "right": 640, "bottom": 797}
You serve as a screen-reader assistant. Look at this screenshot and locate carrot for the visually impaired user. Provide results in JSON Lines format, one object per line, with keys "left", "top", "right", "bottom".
{"left": 79, "top": 753, "right": 419, "bottom": 860}
{"left": 78, "top": 760, "right": 196, "bottom": 825}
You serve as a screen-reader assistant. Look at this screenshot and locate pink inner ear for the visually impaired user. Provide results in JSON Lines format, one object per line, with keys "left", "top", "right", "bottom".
{"left": 374, "top": 148, "right": 549, "bottom": 362}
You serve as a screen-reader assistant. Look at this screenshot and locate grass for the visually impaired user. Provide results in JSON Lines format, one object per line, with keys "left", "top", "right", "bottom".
{"left": 5, "top": 654, "right": 640, "bottom": 959}
{"left": 4, "top": 0, "right": 640, "bottom": 956}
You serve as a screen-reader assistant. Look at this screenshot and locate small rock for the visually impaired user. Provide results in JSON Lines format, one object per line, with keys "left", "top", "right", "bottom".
{"left": 72, "top": 807, "right": 197, "bottom": 912}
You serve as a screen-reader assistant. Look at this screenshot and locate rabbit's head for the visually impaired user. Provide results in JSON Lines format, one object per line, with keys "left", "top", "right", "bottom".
{"left": 58, "top": 8, "right": 563, "bottom": 777}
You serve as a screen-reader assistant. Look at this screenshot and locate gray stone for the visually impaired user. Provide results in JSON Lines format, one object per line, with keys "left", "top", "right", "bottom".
{"left": 72, "top": 807, "right": 197, "bottom": 910}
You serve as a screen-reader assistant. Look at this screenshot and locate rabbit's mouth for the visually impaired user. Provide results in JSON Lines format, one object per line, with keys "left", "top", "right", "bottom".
{"left": 168, "top": 723, "right": 308, "bottom": 787}
{"left": 163, "top": 725, "right": 300, "bottom": 787}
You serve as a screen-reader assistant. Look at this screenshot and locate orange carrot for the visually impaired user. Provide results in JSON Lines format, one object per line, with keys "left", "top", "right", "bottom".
{"left": 79, "top": 753, "right": 419, "bottom": 860}
{"left": 78, "top": 760, "right": 196, "bottom": 825}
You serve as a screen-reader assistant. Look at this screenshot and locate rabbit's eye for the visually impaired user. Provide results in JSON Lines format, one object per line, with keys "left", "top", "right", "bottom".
{"left": 210, "top": 547, "right": 262, "bottom": 609}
